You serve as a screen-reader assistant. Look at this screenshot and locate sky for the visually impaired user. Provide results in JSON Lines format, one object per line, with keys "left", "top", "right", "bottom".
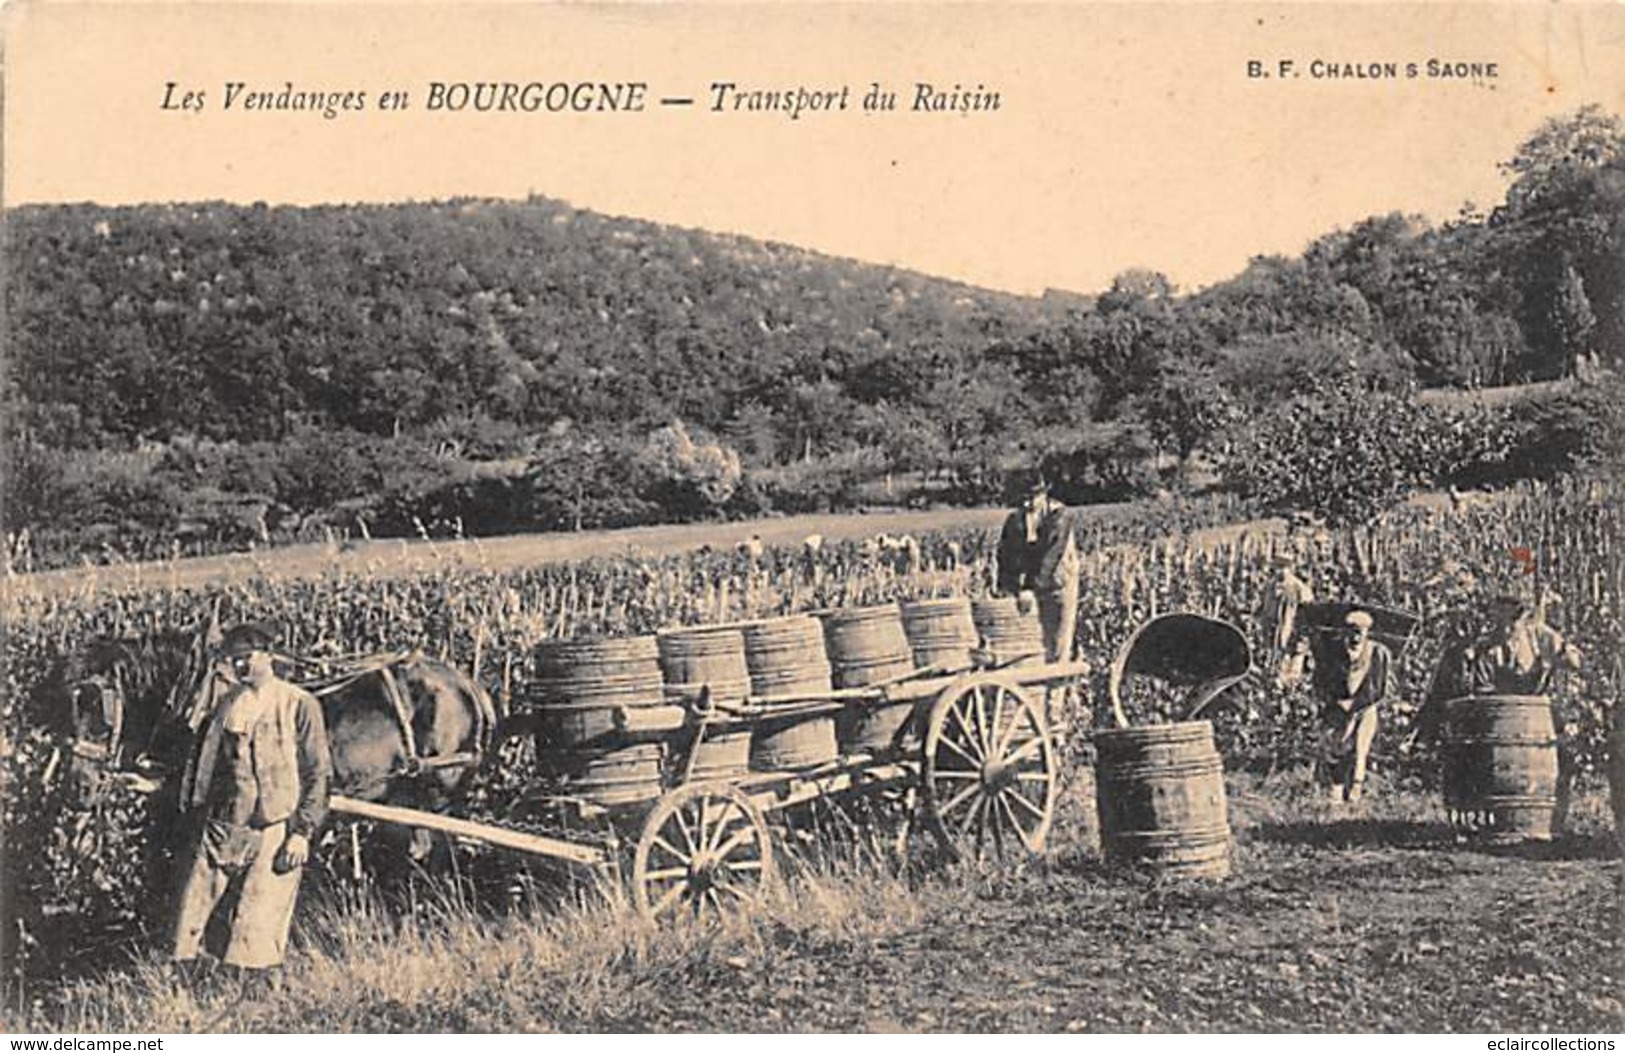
{"left": 5, "top": 2, "right": 1624, "bottom": 296}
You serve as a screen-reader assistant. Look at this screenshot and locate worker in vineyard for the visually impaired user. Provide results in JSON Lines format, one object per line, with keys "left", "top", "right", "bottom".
{"left": 1467, "top": 593, "right": 1580, "bottom": 696}
{"left": 171, "top": 623, "right": 331, "bottom": 979}
{"left": 996, "top": 476, "right": 1080, "bottom": 666}
{"left": 1314, "top": 608, "right": 1394, "bottom": 805}
{"left": 1468, "top": 593, "right": 1584, "bottom": 833}
{"left": 1266, "top": 551, "right": 1315, "bottom": 690}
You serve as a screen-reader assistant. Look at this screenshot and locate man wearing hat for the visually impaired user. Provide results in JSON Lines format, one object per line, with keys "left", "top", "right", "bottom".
{"left": 1469, "top": 593, "right": 1581, "bottom": 696}
{"left": 171, "top": 623, "right": 331, "bottom": 976}
{"left": 996, "top": 475, "right": 1081, "bottom": 667}
{"left": 1315, "top": 608, "right": 1394, "bottom": 804}
{"left": 1467, "top": 593, "right": 1583, "bottom": 832}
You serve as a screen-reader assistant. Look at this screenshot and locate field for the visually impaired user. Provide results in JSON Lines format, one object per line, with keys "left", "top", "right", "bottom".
{"left": 3, "top": 476, "right": 1622, "bottom": 1031}
{"left": 13, "top": 778, "right": 1622, "bottom": 1033}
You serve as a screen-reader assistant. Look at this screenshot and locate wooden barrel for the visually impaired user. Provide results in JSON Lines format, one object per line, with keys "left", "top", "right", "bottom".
{"left": 659, "top": 626, "right": 752, "bottom": 781}
{"left": 1441, "top": 694, "right": 1559, "bottom": 842}
{"left": 1094, "top": 721, "right": 1231, "bottom": 878}
{"left": 528, "top": 635, "right": 666, "bottom": 748}
{"left": 538, "top": 742, "right": 665, "bottom": 807}
{"left": 971, "top": 596, "right": 1045, "bottom": 666}
{"left": 823, "top": 604, "right": 919, "bottom": 755}
{"left": 900, "top": 597, "right": 979, "bottom": 670}
{"left": 742, "top": 616, "right": 839, "bottom": 771}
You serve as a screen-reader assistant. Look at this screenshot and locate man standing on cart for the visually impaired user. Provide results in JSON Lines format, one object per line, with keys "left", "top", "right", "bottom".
{"left": 996, "top": 476, "right": 1081, "bottom": 667}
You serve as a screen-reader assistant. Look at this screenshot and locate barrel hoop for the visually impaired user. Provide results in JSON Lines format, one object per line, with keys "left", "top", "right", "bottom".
{"left": 1106, "top": 828, "right": 1231, "bottom": 848}
{"left": 1096, "top": 725, "right": 1216, "bottom": 746}
{"left": 1452, "top": 793, "right": 1559, "bottom": 806}
{"left": 1099, "top": 762, "right": 1225, "bottom": 782}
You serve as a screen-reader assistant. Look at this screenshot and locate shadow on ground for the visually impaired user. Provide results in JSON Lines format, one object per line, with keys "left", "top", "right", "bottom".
{"left": 1250, "top": 818, "right": 1619, "bottom": 861}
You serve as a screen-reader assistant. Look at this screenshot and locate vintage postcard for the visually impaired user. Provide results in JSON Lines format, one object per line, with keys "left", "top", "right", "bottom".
{"left": 3, "top": 0, "right": 1623, "bottom": 1037}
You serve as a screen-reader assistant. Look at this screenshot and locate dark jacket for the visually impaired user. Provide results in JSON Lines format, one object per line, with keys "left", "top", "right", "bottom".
{"left": 181, "top": 679, "right": 332, "bottom": 838}
{"left": 996, "top": 503, "right": 1080, "bottom": 594}
{"left": 1469, "top": 624, "right": 1567, "bottom": 695}
{"left": 1314, "top": 640, "right": 1393, "bottom": 727}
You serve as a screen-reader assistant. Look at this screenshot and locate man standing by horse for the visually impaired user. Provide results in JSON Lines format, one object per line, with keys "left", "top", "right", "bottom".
{"left": 171, "top": 623, "right": 331, "bottom": 978}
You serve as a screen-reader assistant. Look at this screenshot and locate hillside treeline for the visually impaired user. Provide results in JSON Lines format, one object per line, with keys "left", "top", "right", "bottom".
{"left": 4, "top": 107, "right": 1622, "bottom": 566}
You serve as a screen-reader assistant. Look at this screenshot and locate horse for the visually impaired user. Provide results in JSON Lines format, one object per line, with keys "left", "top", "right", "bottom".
{"left": 56, "top": 625, "right": 502, "bottom": 819}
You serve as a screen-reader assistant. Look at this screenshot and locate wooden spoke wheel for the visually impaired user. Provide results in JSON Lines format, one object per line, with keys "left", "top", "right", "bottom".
{"left": 921, "top": 673, "right": 1058, "bottom": 861}
{"left": 633, "top": 783, "right": 774, "bottom": 920}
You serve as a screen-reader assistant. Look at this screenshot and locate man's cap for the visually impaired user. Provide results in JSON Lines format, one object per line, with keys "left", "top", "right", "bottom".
{"left": 1026, "top": 476, "right": 1051, "bottom": 497}
{"left": 218, "top": 621, "right": 280, "bottom": 656}
{"left": 1342, "top": 610, "right": 1375, "bottom": 630}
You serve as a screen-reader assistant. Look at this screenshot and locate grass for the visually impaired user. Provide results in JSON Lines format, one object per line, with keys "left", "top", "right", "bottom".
{"left": 16, "top": 851, "right": 938, "bottom": 1032}
{"left": 9, "top": 776, "right": 1620, "bottom": 1034}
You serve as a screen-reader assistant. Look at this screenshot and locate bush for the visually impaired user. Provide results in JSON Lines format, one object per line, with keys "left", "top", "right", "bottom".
{"left": 631, "top": 421, "right": 744, "bottom": 522}
{"left": 1040, "top": 423, "right": 1162, "bottom": 505}
{"left": 749, "top": 449, "right": 890, "bottom": 514}
{"left": 1493, "top": 378, "right": 1625, "bottom": 480}
{"left": 1222, "top": 369, "right": 1452, "bottom": 525}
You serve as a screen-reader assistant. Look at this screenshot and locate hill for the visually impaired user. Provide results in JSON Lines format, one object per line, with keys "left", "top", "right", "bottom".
{"left": 3, "top": 107, "right": 1621, "bottom": 567}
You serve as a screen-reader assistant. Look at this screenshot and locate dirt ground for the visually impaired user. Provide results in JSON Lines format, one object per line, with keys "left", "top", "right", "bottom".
{"left": 612, "top": 786, "right": 1625, "bottom": 1034}
{"left": 14, "top": 780, "right": 1621, "bottom": 1034}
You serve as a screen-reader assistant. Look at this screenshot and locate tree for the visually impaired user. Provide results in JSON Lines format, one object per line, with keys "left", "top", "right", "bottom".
{"left": 1135, "top": 363, "right": 1238, "bottom": 470}
{"left": 1222, "top": 368, "right": 1452, "bottom": 526}
{"left": 525, "top": 427, "right": 649, "bottom": 531}
{"left": 633, "top": 420, "right": 743, "bottom": 521}
{"left": 1549, "top": 265, "right": 1598, "bottom": 372}
{"left": 1499, "top": 105, "right": 1625, "bottom": 215}
{"left": 1495, "top": 106, "right": 1625, "bottom": 373}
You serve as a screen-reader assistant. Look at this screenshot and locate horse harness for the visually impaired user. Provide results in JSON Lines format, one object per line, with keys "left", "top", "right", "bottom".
{"left": 68, "top": 664, "right": 128, "bottom": 767}
{"left": 67, "top": 644, "right": 488, "bottom": 794}
{"left": 305, "top": 651, "right": 486, "bottom": 783}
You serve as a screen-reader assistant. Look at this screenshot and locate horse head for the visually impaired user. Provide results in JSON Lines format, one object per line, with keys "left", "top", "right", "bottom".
{"left": 58, "top": 629, "right": 227, "bottom": 801}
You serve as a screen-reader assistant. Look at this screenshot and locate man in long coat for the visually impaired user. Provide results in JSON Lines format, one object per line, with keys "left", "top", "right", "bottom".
{"left": 172, "top": 623, "right": 331, "bottom": 975}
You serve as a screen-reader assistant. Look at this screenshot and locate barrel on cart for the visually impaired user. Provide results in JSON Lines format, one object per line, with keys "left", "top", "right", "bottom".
{"left": 971, "top": 596, "right": 1044, "bottom": 666}
{"left": 657, "top": 626, "right": 753, "bottom": 782}
{"left": 822, "top": 603, "right": 917, "bottom": 755}
{"left": 899, "top": 597, "right": 979, "bottom": 671}
{"left": 1440, "top": 694, "right": 1559, "bottom": 842}
{"left": 527, "top": 635, "right": 670, "bottom": 806}
{"left": 742, "top": 615, "right": 840, "bottom": 772}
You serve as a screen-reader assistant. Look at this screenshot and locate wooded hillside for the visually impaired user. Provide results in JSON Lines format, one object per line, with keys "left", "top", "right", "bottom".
{"left": 4, "top": 106, "right": 1621, "bottom": 566}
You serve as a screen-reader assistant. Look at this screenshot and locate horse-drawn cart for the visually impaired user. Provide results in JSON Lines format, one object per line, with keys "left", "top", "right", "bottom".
{"left": 333, "top": 598, "right": 1090, "bottom": 920}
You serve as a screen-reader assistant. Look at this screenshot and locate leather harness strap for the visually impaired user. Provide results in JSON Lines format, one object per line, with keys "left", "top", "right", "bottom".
{"left": 376, "top": 660, "right": 421, "bottom": 775}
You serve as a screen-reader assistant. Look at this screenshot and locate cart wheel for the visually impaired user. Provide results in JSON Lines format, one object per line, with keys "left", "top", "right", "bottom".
{"left": 921, "top": 673, "right": 1057, "bottom": 860}
{"left": 633, "top": 783, "right": 774, "bottom": 921}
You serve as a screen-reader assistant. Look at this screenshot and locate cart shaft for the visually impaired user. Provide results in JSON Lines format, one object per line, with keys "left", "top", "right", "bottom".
{"left": 331, "top": 795, "right": 609, "bottom": 866}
